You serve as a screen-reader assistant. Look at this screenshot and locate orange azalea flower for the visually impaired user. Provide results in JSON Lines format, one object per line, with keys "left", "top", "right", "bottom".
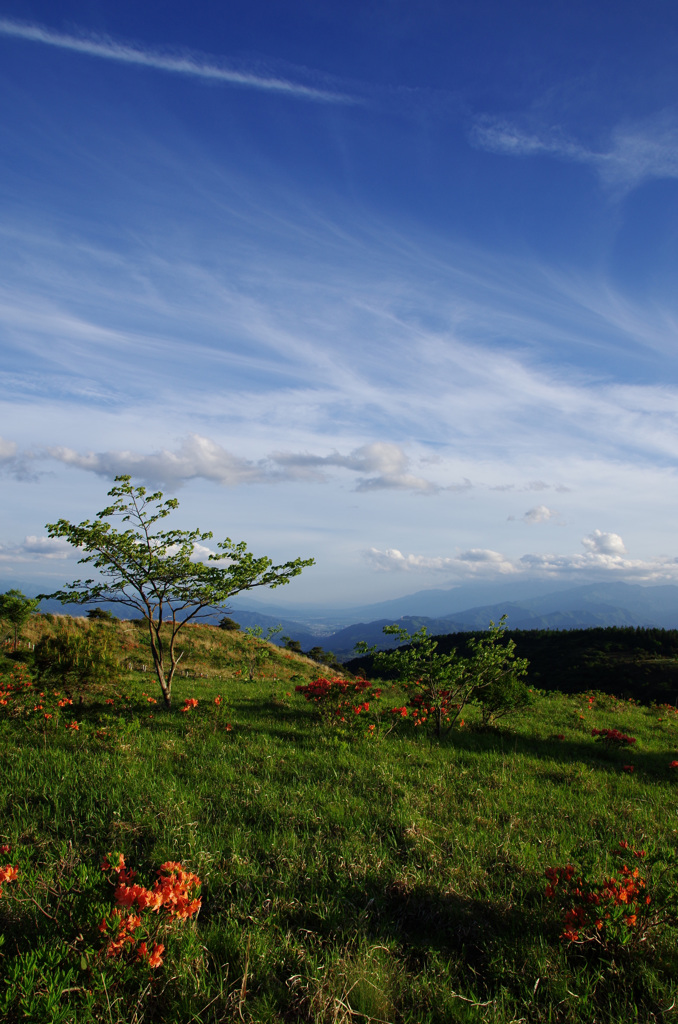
{"left": 214, "top": 696, "right": 222, "bottom": 705}
{"left": 147, "top": 942, "right": 164, "bottom": 968}
{"left": 0, "top": 865, "right": 19, "bottom": 884}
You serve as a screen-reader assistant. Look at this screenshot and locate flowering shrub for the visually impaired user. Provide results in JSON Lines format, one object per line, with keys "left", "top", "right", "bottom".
{"left": 0, "top": 667, "right": 84, "bottom": 731}
{"left": 100, "top": 854, "right": 201, "bottom": 967}
{"left": 545, "top": 840, "right": 654, "bottom": 947}
{"left": 591, "top": 727, "right": 637, "bottom": 747}
{"left": 295, "top": 677, "right": 399, "bottom": 734}
{"left": 356, "top": 626, "right": 474, "bottom": 738}
{"left": 355, "top": 616, "right": 530, "bottom": 736}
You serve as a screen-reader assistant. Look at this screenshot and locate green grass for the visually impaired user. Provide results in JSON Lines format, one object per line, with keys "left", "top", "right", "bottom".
{"left": 1, "top": 620, "right": 678, "bottom": 1023}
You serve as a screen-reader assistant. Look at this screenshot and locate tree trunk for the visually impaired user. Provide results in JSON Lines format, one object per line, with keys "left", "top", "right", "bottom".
{"left": 147, "top": 619, "right": 171, "bottom": 708}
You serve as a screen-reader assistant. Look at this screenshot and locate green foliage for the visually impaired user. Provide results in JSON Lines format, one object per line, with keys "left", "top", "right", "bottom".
{"left": 0, "top": 589, "right": 40, "bottom": 652}
{"left": 34, "top": 624, "right": 122, "bottom": 695}
{"left": 217, "top": 615, "right": 240, "bottom": 631}
{"left": 355, "top": 615, "right": 530, "bottom": 734}
{"left": 357, "top": 622, "right": 473, "bottom": 736}
{"left": 467, "top": 616, "right": 532, "bottom": 725}
{"left": 43, "top": 476, "right": 314, "bottom": 706}
{"left": 86, "top": 606, "right": 115, "bottom": 621}
{"left": 282, "top": 636, "right": 302, "bottom": 653}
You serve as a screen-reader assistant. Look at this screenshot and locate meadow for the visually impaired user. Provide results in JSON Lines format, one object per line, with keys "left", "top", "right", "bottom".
{"left": 1, "top": 614, "right": 677, "bottom": 1024}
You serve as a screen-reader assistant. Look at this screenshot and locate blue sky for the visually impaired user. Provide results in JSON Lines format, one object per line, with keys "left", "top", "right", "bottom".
{"left": 1, "top": 0, "right": 678, "bottom": 606}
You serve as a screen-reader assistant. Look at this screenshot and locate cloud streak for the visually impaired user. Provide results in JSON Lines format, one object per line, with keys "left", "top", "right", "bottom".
{"left": 0, "top": 18, "right": 354, "bottom": 105}
{"left": 471, "top": 112, "right": 678, "bottom": 196}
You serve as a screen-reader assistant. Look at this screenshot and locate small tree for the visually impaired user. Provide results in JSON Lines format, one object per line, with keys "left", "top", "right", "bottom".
{"left": 43, "top": 476, "right": 314, "bottom": 707}
{"left": 356, "top": 616, "right": 530, "bottom": 736}
{"left": 282, "top": 637, "right": 303, "bottom": 653}
{"left": 468, "top": 617, "right": 531, "bottom": 726}
{"left": 356, "top": 625, "right": 473, "bottom": 737}
{"left": 87, "top": 607, "right": 115, "bottom": 622}
{"left": 218, "top": 616, "right": 240, "bottom": 632}
{"left": 240, "top": 625, "right": 282, "bottom": 680}
{"left": 0, "top": 589, "right": 40, "bottom": 652}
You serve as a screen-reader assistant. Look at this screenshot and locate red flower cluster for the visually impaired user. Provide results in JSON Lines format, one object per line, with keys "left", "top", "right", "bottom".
{"left": 545, "top": 841, "right": 650, "bottom": 943}
{"left": 100, "top": 854, "right": 201, "bottom": 967}
{"left": 295, "top": 678, "right": 383, "bottom": 726}
{"left": 0, "top": 861, "right": 19, "bottom": 898}
{"left": 591, "top": 727, "right": 636, "bottom": 747}
{"left": 180, "top": 698, "right": 199, "bottom": 713}
{"left": 409, "top": 690, "right": 460, "bottom": 728}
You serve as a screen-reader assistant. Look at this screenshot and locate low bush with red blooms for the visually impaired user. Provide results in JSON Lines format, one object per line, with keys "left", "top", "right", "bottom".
{"left": 99, "top": 854, "right": 201, "bottom": 968}
{"left": 0, "top": 666, "right": 85, "bottom": 730}
{"left": 545, "top": 840, "right": 655, "bottom": 947}
{"left": 591, "top": 727, "right": 637, "bottom": 748}
{"left": 295, "top": 678, "right": 393, "bottom": 731}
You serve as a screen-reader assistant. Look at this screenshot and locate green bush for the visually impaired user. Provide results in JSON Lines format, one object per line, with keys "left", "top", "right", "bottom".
{"left": 34, "top": 625, "right": 122, "bottom": 696}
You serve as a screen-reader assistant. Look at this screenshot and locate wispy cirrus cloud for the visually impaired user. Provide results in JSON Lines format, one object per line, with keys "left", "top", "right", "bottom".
{"left": 367, "top": 531, "right": 678, "bottom": 582}
{"left": 0, "top": 18, "right": 354, "bottom": 105}
{"left": 471, "top": 111, "right": 678, "bottom": 196}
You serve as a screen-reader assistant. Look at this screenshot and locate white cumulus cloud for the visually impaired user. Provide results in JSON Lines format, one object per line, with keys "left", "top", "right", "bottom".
{"left": 521, "top": 505, "right": 558, "bottom": 524}
{"left": 46, "top": 434, "right": 274, "bottom": 488}
{"left": 272, "top": 442, "right": 439, "bottom": 492}
{"left": 368, "top": 530, "right": 678, "bottom": 583}
{"left": 0, "top": 535, "right": 74, "bottom": 562}
{"left": 43, "top": 436, "right": 440, "bottom": 494}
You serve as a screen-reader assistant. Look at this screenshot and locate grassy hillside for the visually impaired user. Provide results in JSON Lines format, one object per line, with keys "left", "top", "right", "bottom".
{"left": 0, "top": 616, "right": 677, "bottom": 1023}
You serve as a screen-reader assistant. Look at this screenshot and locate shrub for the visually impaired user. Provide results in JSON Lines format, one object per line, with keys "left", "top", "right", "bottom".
{"left": 469, "top": 618, "right": 532, "bottom": 726}
{"left": 34, "top": 625, "right": 122, "bottom": 696}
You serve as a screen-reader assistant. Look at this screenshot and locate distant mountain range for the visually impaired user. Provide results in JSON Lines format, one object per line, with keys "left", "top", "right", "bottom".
{"left": 228, "top": 581, "right": 678, "bottom": 659}
{"left": 35, "top": 580, "right": 678, "bottom": 662}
